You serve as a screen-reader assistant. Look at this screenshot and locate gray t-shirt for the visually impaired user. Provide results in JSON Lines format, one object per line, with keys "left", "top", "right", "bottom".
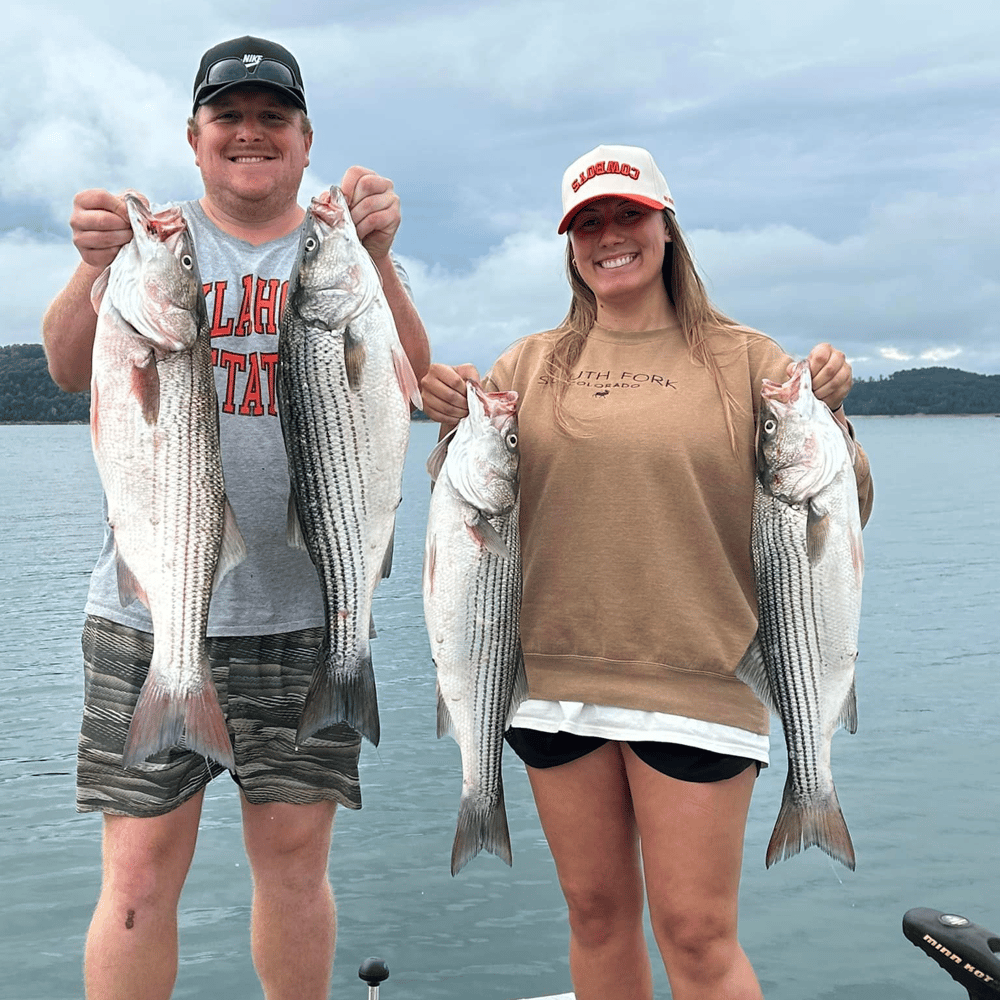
{"left": 84, "top": 199, "right": 410, "bottom": 637}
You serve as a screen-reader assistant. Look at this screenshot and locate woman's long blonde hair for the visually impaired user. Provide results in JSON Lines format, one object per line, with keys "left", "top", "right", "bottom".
{"left": 545, "top": 209, "right": 750, "bottom": 447}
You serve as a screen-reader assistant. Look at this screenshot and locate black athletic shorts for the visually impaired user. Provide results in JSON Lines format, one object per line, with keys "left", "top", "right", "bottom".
{"left": 504, "top": 727, "right": 760, "bottom": 783}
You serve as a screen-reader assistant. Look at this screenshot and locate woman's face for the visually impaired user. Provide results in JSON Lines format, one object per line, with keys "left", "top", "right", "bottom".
{"left": 568, "top": 198, "right": 670, "bottom": 309}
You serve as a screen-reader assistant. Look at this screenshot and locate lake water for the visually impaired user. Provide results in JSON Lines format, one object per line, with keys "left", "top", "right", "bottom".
{"left": 1, "top": 417, "right": 998, "bottom": 1000}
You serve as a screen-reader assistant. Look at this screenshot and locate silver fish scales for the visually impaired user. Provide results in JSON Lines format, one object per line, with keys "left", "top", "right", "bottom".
{"left": 738, "top": 360, "right": 864, "bottom": 870}
{"left": 423, "top": 381, "right": 527, "bottom": 875}
{"left": 90, "top": 193, "right": 245, "bottom": 770}
{"left": 278, "top": 186, "right": 420, "bottom": 748}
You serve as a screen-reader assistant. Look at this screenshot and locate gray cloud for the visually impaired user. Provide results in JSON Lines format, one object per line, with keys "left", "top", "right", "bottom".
{"left": 4, "top": 0, "right": 998, "bottom": 380}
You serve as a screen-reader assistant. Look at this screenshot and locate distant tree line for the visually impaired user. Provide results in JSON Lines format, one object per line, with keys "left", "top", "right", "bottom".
{"left": 846, "top": 367, "right": 1000, "bottom": 415}
{"left": 0, "top": 343, "right": 90, "bottom": 422}
{"left": 2, "top": 344, "right": 998, "bottom": 422}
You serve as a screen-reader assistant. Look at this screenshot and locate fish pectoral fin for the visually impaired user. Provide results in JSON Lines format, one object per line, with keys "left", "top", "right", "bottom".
{"left": 213, "top": 499, "right": 247, "bottom": 590}
{"left": 467, "top": 514, "right": 509, "bottom": 558}
{"left": 131, "top": 356, "right": 161, "bottom": 425}
{"left": 343, "top": 324, "right": 367, "bottom": 389}
{"left": 286, "top": 493, "right": 308, "bottom": 551}
{"left": 735, "top": 634, "right": 778, "bottom": 715}
{"left": 806, "top": 502, "right": 831, "bottom": 563}
{"left": 426, "top": 430, "right": 456, "bottom": 482}
{"left": 423, "top": 536, "right": 437, "bottom": 595}
{"left": 91, "top": 266, "right": 112, "bottom": 312}
{"left": 436, "top": 683, "right": 456, "bottom": 740}
{"left": 391, "top": 342, "right": 423, "bottom": 410}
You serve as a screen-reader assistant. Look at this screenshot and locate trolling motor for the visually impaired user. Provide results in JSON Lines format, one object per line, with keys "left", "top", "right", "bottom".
{"left": 903, "top": 908, "right": 1000, "bottom": 998}
{"left": 359, "top": 957, "right": 390, "bottom": 999}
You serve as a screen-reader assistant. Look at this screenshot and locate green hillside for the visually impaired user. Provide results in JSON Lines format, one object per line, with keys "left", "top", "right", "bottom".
{"left": 0, "top": 344, "right": 90, "bottom": 422}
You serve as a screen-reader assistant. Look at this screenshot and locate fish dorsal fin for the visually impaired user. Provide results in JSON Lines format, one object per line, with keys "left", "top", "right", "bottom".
{"left": 466, "top": 512, "right": 510, "bottom": 558}
{"left": 114, "top": 541, "right": 147, "bottom": 609}
{"left": 436, "top": 681, "right": 455, "bottom": 740}
{"left": 505, "top": 645, "right": 529, "bottom": 728}
{"left": 806, "top": 502, "right": 831, "bottom": 563}
{"left": 426, "top": 428, "right": 456, "bottom": 482}
{"left": 286, "top": 492, "right": 308, "bottom": 551}
{"left": 213, "top": 499, "right": 247, "bottom": 590}
{"left": 839, "top": 672, "right": 859, "bottom": 734}
{"left": 735, "top": 634, "right": 779, "bottom": 716}
{"left": 378, "top": 528, "right": 395, "bottom": 582}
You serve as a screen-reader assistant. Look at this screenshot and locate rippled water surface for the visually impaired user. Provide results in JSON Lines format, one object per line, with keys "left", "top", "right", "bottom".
{"left": 1, "top": 417, "right": 998, "bottom": 999}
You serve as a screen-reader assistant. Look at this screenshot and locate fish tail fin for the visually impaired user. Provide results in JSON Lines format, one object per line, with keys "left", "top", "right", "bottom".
{"left": 123, "top": 653, "right": 233, "bottom": 770}
{"left": 297, "top": 640, "right": 381, "bottom": 747}
{"left": 450, "top": 783, "right": 513, "bottom": 876}
{"left": 766, "top": 780, "right": 856, "bottom": 871}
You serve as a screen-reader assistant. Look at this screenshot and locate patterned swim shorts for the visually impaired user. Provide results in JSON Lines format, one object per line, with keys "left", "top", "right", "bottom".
{"left": 77, "top": 616, "right": 363, "bottom": 817}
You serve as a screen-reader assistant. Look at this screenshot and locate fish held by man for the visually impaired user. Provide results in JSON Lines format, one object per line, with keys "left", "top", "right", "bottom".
{"left": 736, "top": 360, "right": 864, "bottom": 870}
{"left": 423, "top": 381, "right": 527, "bottom": 875}
{"left": 89, "top": 193, "right": 246, "bottom": 771}
{"left": 278, "top": 186, "right": 420, "bottom": 748}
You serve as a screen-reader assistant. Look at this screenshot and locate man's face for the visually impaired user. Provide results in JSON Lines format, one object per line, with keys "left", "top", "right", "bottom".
{"left": 187, "top": 86, "right": 312, "bottom": 217}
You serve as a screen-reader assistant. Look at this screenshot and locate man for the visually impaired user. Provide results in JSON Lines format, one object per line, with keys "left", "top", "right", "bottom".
{"left": 42, "top": 36, "right": 430, "bottom": 1000}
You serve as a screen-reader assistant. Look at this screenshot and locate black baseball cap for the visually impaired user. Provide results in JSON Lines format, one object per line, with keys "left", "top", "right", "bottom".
{"left": 192, "top": 36, "right": 307, "bottom": 115}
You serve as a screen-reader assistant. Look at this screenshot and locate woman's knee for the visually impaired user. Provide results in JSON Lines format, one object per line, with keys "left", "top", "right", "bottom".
{"left": 651, "top": 904, "right": 740, "bottom": 980}
{"left": 562, "top": 876, "right": 645, "bottom": 948}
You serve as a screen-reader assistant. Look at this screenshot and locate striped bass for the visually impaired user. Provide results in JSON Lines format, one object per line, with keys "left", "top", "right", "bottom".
{"left": 423, "top": 381, "right": 527, "bottom": 875}
{"left": 278, "top": 186, "right": 420, "bottom": 748}
{"left": 89, "top": 193, "right": 245, "bottom": 770}
{"left": 737, "top": 360, "right": 864, "bottom": 870}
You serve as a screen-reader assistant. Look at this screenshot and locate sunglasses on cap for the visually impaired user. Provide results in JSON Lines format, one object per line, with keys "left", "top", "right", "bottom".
{"left": 194, "top": 57, "right": 305, "bottom": 107}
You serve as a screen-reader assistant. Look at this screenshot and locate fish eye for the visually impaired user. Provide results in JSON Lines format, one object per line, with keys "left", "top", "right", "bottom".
{"left": 506, "top": 432, "right": 518, "bottom": 450}
{"left": 763, "top": 419, "right": 776, "bottom": 434}
{"left": 180, "top": 254, "right": 194, "bottom": 270}
{"left": 304, "top": 236, "right": 318, "bottom": 253}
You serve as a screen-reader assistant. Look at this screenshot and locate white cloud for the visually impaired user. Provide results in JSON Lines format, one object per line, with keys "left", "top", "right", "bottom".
{"left": 920, "top": 347, "right": 963, "bottom": 362}
{"left": 880, "top": 347, "right": 914, "bottom": 361}
{"left": 0, "top": 231, "right": 81, "bottom": 343}
{"left": 3, "top": 0, "right": 999, "bottom": 383}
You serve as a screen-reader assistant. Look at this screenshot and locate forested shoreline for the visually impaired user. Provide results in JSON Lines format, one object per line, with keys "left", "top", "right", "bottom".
{"left": 2, "top": 343, "right": 998, "bottom": 422}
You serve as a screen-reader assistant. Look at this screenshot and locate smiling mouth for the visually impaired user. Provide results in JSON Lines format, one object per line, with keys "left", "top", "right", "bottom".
{"left": 229, "top": 155, "right": 273, "bottom": 163}
{"left": 597, "top": 253, "right": 637, "bottom": 269}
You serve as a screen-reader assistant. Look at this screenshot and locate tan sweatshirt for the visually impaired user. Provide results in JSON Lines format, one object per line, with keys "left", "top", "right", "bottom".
{"left": 486, "top": 323, "right": 874, "bottom": 736}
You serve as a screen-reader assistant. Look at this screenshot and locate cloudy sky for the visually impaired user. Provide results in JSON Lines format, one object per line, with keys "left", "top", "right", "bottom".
{"left": 4, "top": 0, "right": 998, "bottom": 380}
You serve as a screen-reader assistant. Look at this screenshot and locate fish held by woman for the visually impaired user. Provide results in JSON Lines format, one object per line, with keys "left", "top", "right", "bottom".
{"left": 278, "top": 186, "right": 420, "bottom": 748}
{"left": 737, "top": 360, "right": 864, "bottom": 870}
{"left": 89, "top": 193, "right": 245, "bottom": 770}
{"left": 423, "top": 381, "right": 527, "bottom": 875}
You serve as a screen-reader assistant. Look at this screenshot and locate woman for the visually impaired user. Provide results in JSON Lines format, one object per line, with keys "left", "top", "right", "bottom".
{"left": 420, "top": 144, "right": 873, "bottom": 1000}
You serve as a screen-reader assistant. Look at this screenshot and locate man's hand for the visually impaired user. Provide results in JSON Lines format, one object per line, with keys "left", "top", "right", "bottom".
{"left": 340, "top": 166, "right": 400, "bottom": 261}
{"left": 70, "top": 189, "right": 137, "bottom": 270}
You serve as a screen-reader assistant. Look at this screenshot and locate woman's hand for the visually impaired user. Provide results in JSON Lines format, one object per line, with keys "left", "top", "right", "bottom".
{"left": 800, "top": 343, "right": 852, "bottom": 420}
{"left": 419, "top": 363, "right": 481, "bottom": 426}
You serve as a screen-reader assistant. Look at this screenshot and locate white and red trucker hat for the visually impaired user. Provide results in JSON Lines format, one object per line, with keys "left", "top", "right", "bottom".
{"left": 558, "top": 144, "right": 675, "bottom": 234}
